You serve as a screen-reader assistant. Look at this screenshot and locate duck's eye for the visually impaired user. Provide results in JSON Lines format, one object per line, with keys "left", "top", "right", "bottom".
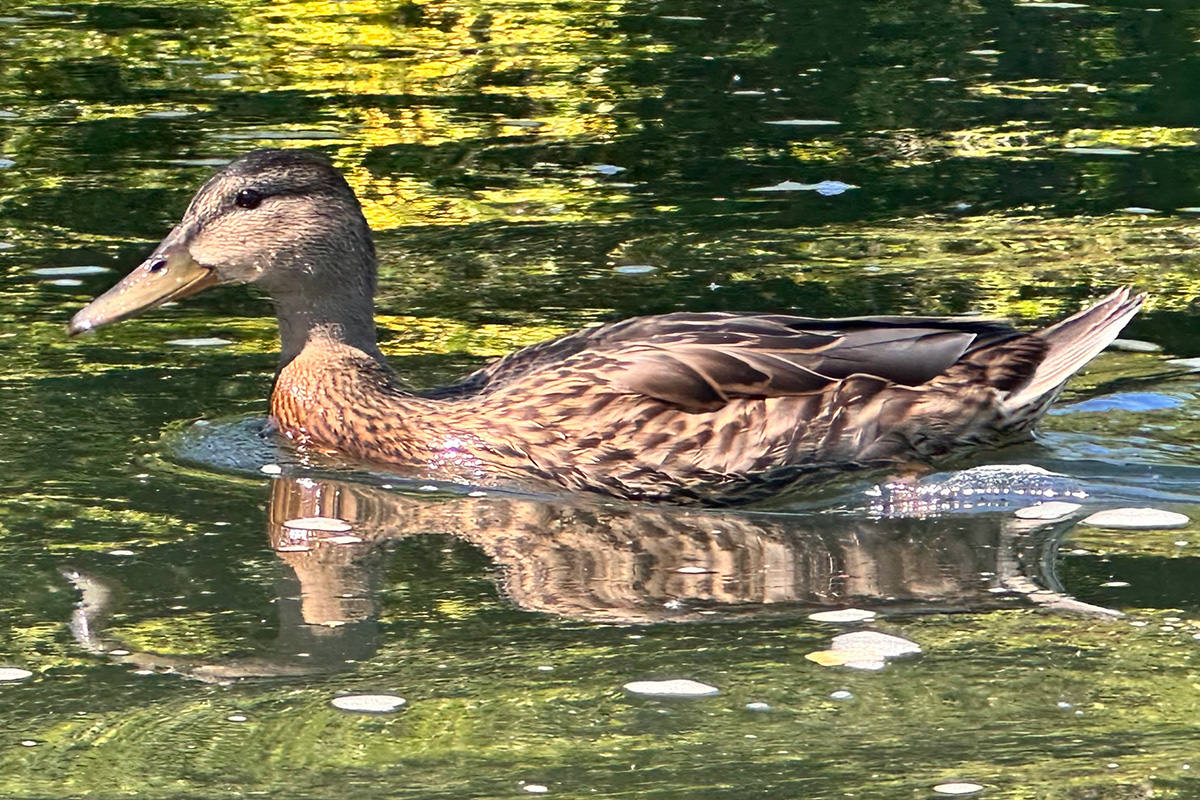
{"left": 234, "top": 188, "right": 263, "bottom": 209}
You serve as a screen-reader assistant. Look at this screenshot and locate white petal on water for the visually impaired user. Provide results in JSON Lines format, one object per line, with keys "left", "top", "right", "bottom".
{"left": 829, "top": 690, "right": 854, "bottom": 700}
{"left": 283, "top": 516, "right": 353, "bottom": 532}
{"left": 1100, "top": 581, "right": 1131, "bottom": 588}
{"left": 226, "top": 714, "right": 248, "bottom": 722}
{"left": 166, "top": 337, "right": 233, "bottom": 347}
{"left": 832, "top": 631, "right": 922, "bottom": 658}
{"left": 1081, "top": 508, "right": 1190, "bottom": 530}
{"left": 1108, "top": 338, "right": 1161, "bottom": 353}
{"left": 0, "top": 668, "right": 33, "bottom": 682}
{"left": 1014, "top": 501, "right": 1082, "bottom": 520}
{"left": 809, "top": 608, "right": 877, "bottom": 623}
{"left": 765, "top": 119, "right": 840, "bottom": 126}
{"left": 623, "top": 679, "right": 720, "bottom": 698}
{"left": 933, "top": 783, "right": 984, "bottom": 796}
{"left": 1060, "top": 147, "right": 1136, "bottom": 155}
{"left": 260, "top": 464, "right": 283, "bottom": 475}
{"left": 749, "top": 180, "right": 857, "bottom": 195}
{"left": 613, "top": 264, "right": 658, "bottom": 275}
{"left": 31, "top": 265, "right": 110, "bottom": 277}
{"left": 1120, "top": 206, "right": 1159, "bottom": 214}
{"left": 48, "top": 279, "right": 82, "bottom": 286}
{"left": 330, "top": 694, "right": 406, "bottom": 713}
{"left": 674, "top": 566, "right": 715, "bottom": 574}
{"left": 1167, "top": 357, "right": 1200, "bottom": 371}
{"left": 523, "top": 785, "right": 549, "bottom": 794}
{"left": 745, "top": 701, "right": 771, "bottom": 711}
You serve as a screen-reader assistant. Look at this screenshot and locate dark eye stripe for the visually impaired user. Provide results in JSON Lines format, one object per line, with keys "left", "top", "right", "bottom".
{"left": 235, "top": 188, "right": 263, "bottom": 209}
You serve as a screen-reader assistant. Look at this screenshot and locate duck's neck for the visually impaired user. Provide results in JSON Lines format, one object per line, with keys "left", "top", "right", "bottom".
{"left": 273, "top": 281, "right": 386, "bottom": 370}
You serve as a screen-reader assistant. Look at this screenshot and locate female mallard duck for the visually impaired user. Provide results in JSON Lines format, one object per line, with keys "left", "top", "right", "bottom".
{"left": 69, "top": 149, "right": 1143, "bottom": 505}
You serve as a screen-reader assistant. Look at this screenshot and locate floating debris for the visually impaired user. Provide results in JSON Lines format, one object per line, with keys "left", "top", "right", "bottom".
{"left": 1016, "top": 2, "right": 1087, "bottom": 7}
{"left": 591, "top": 164, "right": 626, "bottom": 175}
{"left": 674, "top": 566, "right": 715, "bottom": 574}
{"left": 749, "top": 180, "right": 857, "bottom": 195}
{"left": 260, "top": 464, "right": 282, "bottom": 475}
{"left": 226, "top": 714, "right": 248, "bottom": 722}
{"left": 1121, "top": 207, "right": 1159, "bottom": 214}
{"left": 745, "top": 701, "right": 772, "bottom": 712}
{"left": 613, "top": 265, "right": 658, "bottom": 275}
{"left": 832, "top": 631, "right": 922, "bottom": 659}
{"left": 0, "top": 668, "right": 33, "bottom": 682}
{"left": 1014, "top": 501, "right": 1082, "bottom": 521}
{"left": 283, "top": 516, "right": 353, "bottom": 533}
{"left": 48, "top": 279, "right": 82, "bottom": 286}
{"left": 166, "top": 337, "right": 233, "bottom": 347}
{"left": 623, "top": 679, "right": 720, "bottom": 698}
{"left": 765, "top": 119, "right": 840, "bottom": 126}
{"left": 330, "top": 694, "right": 406, "bottom": 713}
{"left": 1060, "top": 147, "right": 1136, "bottom": 156}
{"left": 523, "top": 785, "right": 549, "bottom": 794}
{"left": 30, "top": 265, "right": 109, "bottom": 277}
{"left": 829, "top": 690, "right": 854, "bottom": 701}
{"left": 1109, "top": 338, "right": 1161, "bottom": 353}
{"left": 933, "top": 783, "right": 984, "bottom": 796}
{"left": 1100, "top": 581, "right": 1131, "bottom": 588}
{"left": 1081, "top": 508, "right": 1190, "bottom": 530}
{"left": 809, "top": 608, "right": 877, "bottom": 623}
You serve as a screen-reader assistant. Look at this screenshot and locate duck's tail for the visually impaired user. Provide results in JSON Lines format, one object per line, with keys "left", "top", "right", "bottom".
{"left": 1002, "top": 286, "right": 1146, "bottom": 414}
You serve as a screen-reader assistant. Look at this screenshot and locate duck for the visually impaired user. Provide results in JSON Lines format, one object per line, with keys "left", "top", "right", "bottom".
{"left": 69, "top": 149, "right": 1144, "bottom": 505}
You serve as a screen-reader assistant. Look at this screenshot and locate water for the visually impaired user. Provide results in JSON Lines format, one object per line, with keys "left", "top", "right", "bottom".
{"left": 3, "top": 0, "right": 1200, "bottom": 797}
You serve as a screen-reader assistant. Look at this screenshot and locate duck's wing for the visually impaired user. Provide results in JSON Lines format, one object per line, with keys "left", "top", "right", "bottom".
{"left": 596, "top": 313, "right": 1035, "bottom": 412}
{"left": 441, "top": 311, "right": 1034, "bottom": 411}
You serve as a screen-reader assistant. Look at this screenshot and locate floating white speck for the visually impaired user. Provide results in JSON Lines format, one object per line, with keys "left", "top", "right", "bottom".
{"left": 765, "top": 119, "right": 840, "bottom": 126}
{"left": 227, "top": 714, "right": 247, "bottom": 722}
{"left": 18, "top": 740, "right": 37, "bottom": 747}
{"left": 260, "top": 464, "right": 282, "bottom": 475}
{"left": 809, "top": 608, "right": 876, "bottom": 623}
{"left": 166, "top": 337, "right": 233, "bottom": 347}
{"left": 1121, "top": 206, "right": 1159, "bottom": 214}
{"left": 330, "top": 694, "right": 406, "bottom": 713}
{"left": 829, "top": 690, "right": 855, "bottom": 700}
{"left": 749, "top": 180, "right": 857, "bottom": 195}
{"left": 623, "top": 679, "right": 720, "bottom": 698}
{"left": 201, "top": 72, "right": 241, "bottom": 80}
{"left": 0, "top": 668, "right": 33, "bottom": 682}
{"left": 283, "top": 516, "right": 352, "bottom": 532}
{"left": 48, "top": 278, "right": 82, "bottom": 286}
{"left": 745, "top": 701, "right": 771, "bottom": 711}
{"left": 1167, "top": 357, "right": 1200, "bottom": 370}
{"left": 1100, "top": 581, "right": 1131, "bottom": 588}
{"left": 106, "top": 549, "right": 136, "bottom": 557}
{"left": 674, "top": 566, "right": 714, "bottom": 574}
{"left": 832, "top": 631, "right": 922, "bottom": 658}
{"left": 1014, "top": 501, "right": 1082, "bottom": 520}
{"left": 969, "top": 49, "right": 1002, "bottom": 55}
{"left": 1060, "top": 147, "right": 1135, "bottom": 155}
{"left": 31, "top": 265, "right": 109, "bottom": 277}
{"left": 614, "top": 264, "right": 658, "bottom": 275}
{"left": 523, "top": 785, "right": 549, "bottom": 794}
{"left": 108, "top": 649, "right": 131, "bottom": 656}
{"left": 1109, "top": 338, "right": 1161, "bottom": 353}
{"left": 933, "top": 783, "right": 984, "bottom": 796}
{"left": 1081, "top": 508, "right": 1190, "bottom": 530}
{"left": 1057, "top": 701, "right": 1073, "bottom": 709}
{"left": 659, "top": 15, "right": 705, "bottom": 20}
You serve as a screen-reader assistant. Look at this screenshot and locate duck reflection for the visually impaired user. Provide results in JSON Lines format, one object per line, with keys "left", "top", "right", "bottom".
{"left": 65, "top": 475, "right": 1113, "bottom": 682}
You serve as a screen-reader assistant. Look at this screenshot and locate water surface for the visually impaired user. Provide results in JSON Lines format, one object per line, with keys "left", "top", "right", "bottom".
{"left": 3, "top": 0, "right": 1200, "bottom": 797}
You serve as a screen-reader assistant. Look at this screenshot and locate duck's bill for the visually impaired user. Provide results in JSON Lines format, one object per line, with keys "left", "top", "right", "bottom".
{"left": 67, "top": 246, "right": 217, "bottom": 336}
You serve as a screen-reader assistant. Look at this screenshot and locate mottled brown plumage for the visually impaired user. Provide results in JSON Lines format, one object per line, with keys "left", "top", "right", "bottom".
{"left": 70, "top": 149, "right": 1145, "bottom": 505}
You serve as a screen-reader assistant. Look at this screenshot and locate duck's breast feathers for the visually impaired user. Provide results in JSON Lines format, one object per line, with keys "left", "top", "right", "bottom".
{"left": 465, "top": 312, "right": 1029, "bottom": 413}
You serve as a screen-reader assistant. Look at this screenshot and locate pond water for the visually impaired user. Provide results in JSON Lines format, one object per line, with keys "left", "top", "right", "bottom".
{"left": 3, "top": 0, "right": 1200, "bottom": 797}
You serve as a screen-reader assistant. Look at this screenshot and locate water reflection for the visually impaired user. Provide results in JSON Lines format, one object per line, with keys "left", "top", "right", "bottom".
{"left": 64, "top": 475, "right": 1116, "bottom": 682}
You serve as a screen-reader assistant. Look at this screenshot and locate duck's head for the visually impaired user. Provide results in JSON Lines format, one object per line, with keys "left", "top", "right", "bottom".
{"left": 68, "top": 149, "right": 375, "bottom": 336}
